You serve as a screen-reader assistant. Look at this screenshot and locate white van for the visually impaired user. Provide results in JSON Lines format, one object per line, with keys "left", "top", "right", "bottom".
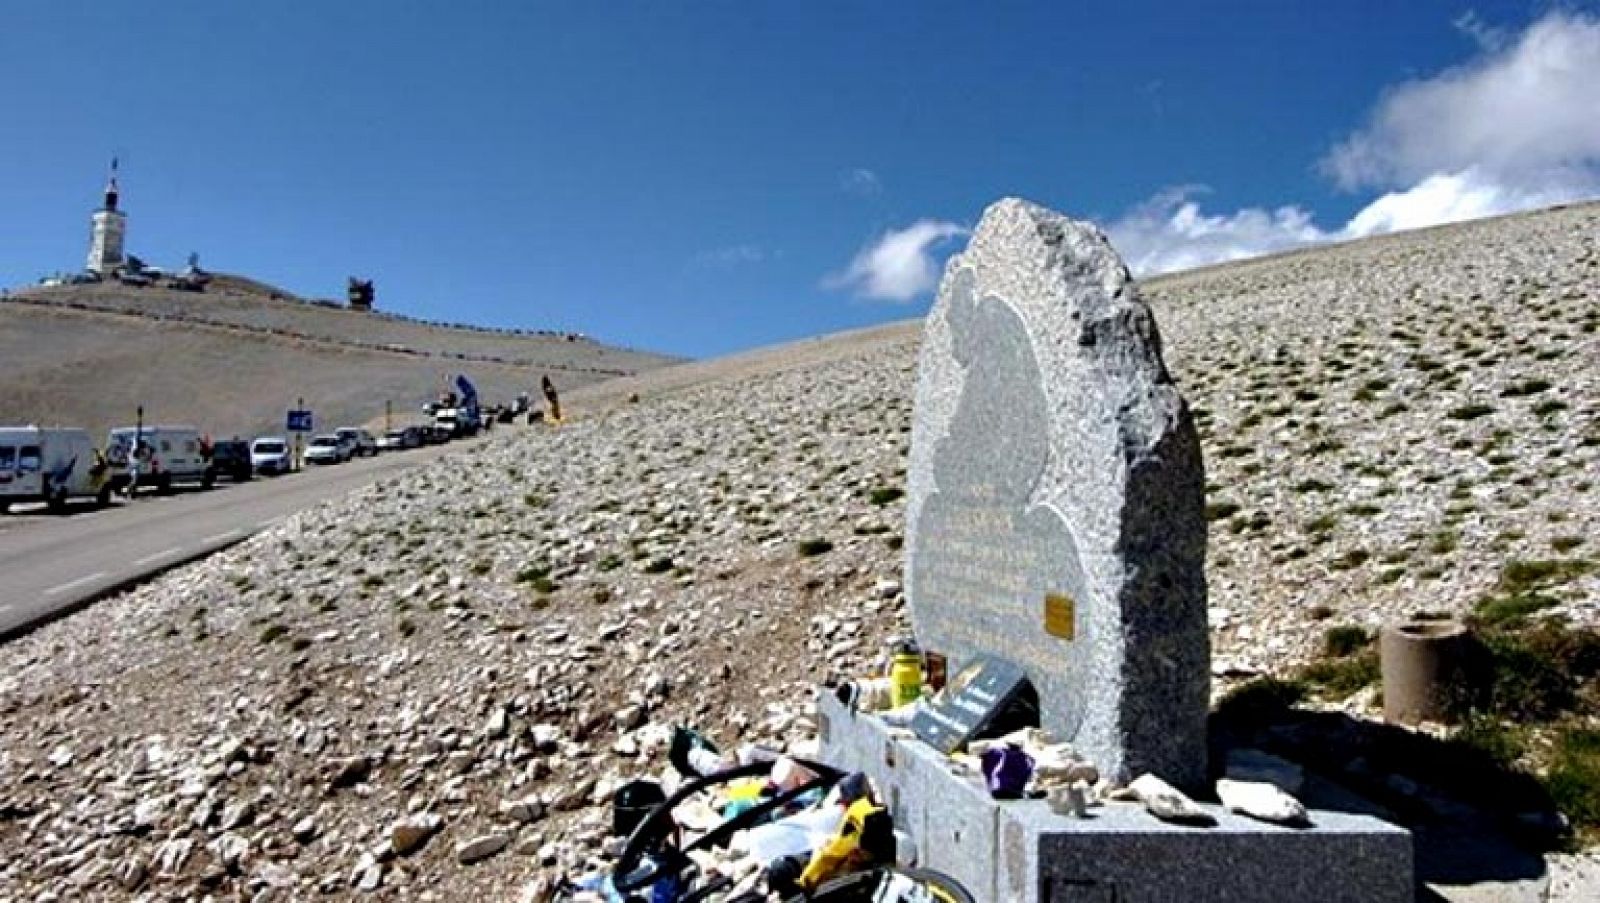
{"left": 106, "top": 425, "right": 212, "bottom": 493}
{"left": 0, "top": 427, "right": 112, "bottom": 512}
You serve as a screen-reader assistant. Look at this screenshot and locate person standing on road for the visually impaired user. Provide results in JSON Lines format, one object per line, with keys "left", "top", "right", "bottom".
{"left": 542, "top": 375, "right": 563, "bottom": 424}
{"left": 124, "top": 440, "right": 143, "bottom": 499}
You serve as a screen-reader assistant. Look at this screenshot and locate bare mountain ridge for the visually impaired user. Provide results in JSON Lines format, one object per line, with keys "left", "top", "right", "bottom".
{"left": 0, "top": 276, "right": 683, "bottom": 439}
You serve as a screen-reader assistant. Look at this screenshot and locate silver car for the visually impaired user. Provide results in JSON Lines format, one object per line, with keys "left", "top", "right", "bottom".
{"left": 304, "top": 434, "right": 349, "bottom": 465}
{"left": 250, "top": 436, "right": 292, "bottom": 475}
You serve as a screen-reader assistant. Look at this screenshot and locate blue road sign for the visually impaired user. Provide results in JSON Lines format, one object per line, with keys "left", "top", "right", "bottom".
{"left": 287, "top": 409, "right": 313, "bottom": 432}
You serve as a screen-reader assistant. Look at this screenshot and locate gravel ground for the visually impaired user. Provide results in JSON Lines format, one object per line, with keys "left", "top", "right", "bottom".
{"left": 1, "top": 201, "right": 1596, "bottom": 900}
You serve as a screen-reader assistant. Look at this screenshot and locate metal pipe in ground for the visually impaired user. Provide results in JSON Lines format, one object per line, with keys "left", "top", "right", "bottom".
{"left": 1380, "top": 619, "right": 1474, "bottom": 725}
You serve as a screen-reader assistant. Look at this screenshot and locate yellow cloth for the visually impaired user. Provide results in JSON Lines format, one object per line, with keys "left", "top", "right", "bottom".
{"left": 798, "top": 798, "right": 884, "bottom": 890}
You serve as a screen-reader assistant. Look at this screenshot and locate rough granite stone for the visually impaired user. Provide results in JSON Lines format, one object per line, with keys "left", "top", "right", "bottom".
{"left": 906, "top": 197, "right": 1209, "bottom": 788}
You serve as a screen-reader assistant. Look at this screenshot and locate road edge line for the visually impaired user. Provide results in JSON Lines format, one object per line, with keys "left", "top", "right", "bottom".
{"left": 0, "top": 535, "right": 252, "bottom": 645}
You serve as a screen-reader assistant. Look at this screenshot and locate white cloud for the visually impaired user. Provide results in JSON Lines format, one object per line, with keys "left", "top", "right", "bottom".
{"left": 1106, "top": 187, "right": 1329, "bottom": 276}
{"left": 825, "top": 219, "right": 967, "bottom": 302}
{"left": 840, "top": 168, "right": 883, "bottom": 196}
{"left": 1341, "top": 167, "right": 1593, "bottom": 237}
{"left": 1107, "top": 12, "right": 1600, "bottom": 276}
{"left": 1323, "top": 12, "right": 1600, "bottom": 190}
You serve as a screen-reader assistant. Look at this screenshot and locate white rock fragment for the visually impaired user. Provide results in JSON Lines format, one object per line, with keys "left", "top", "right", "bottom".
{"left": 1129, "top": 774, "right": 1215, "bottom": 826}
{"left": 1216, "top": 778, "right": 1310, "bottom": 825}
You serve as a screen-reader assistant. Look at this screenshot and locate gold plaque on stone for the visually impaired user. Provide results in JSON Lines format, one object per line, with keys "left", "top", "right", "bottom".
{"left": 1044, "top": 593, "right": 1076, "bottom": 640}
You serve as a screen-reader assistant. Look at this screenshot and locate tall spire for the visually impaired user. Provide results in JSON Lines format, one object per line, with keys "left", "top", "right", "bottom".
{"left": 103, "top": 157, "right": 119, "bottom": 212}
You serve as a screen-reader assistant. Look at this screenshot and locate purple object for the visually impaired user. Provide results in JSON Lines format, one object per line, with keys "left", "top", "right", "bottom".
{"left": 981, "top": 744, "right": 1034, "bottom": 799}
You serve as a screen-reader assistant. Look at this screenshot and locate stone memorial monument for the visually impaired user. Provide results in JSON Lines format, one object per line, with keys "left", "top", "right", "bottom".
{"left": 819, "top": 198, "right": 1411, "bottom": 903}
{"left": 906, "top": 197, "right": 1209, "bottom": 789}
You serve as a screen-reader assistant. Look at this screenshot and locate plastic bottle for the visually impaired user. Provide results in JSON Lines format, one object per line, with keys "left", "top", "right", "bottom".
{"left": 888, "top": 639, "right": 923, "bottom": 708}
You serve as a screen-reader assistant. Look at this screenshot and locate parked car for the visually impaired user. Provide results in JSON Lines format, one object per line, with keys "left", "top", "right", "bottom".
{"left": 304, "top": 434, "right": 349, "bottom": 465}
{"left": 335, "top": 427, "right": 378, "bottom": 458}
{"left": 206, "top": 438, "right": 253, "bottom": 483}
{"left": 250, "top": 437, "right": 292, "bottom": 475}
{"left": 376, "top": 426, "right": 425, "bottom": 451}
{"left": 0, "top": 427, "right": 113, "bottom": 511}
{"left": 106, "top": 425, "right": 212, "bottom": 492}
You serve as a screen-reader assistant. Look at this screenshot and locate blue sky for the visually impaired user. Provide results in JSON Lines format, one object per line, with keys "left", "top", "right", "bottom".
{"left": 4, "top": 2, "right": 1598, "bottom": 358}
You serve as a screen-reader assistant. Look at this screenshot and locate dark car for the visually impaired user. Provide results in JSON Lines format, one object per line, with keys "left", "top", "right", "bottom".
{"left": 206, "top": 439, "right": 254, "bottom": 483}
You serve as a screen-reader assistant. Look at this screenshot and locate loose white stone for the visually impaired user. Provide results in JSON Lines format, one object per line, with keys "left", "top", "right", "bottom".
{"left": 1216, "top": 778, "right": 1309, "bottom": 825}
{"left": 1129, "top": 774, "right": 1215, "bottom": 826}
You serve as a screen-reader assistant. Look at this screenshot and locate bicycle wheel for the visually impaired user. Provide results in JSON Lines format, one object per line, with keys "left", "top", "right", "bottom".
{"left": 804, "top": 867, "right": 975, "bottom": 903}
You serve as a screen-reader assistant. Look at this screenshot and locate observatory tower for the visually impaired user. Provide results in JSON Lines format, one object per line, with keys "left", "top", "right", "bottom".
{"left": 86, "top": 159, "right": 127, "bottom": 275}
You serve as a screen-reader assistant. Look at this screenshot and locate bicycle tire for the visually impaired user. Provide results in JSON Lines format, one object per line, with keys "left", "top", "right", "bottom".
{"left": 803, "top": 866, "right": 975, "bottom": 903}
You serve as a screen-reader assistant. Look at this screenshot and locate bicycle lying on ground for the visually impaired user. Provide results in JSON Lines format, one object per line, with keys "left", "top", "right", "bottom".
{"left": 560, "top": 757, "right": 975, "bottom": 903}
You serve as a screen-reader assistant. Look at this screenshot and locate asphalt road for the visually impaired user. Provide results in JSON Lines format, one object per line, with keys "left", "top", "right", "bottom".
{"left": 0, "top": 436, "right": 484, "bottom": 640}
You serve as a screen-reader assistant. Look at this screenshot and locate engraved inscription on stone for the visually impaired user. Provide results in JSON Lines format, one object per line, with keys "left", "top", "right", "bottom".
{"left": 910, "top": 269, "right": 1088, "bottom": 739}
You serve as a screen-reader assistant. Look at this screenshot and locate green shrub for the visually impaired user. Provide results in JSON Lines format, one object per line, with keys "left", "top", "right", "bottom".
{"left": 1474, "top": 593, "right": 1561, "bottom": 629}
{"left": 643, "top": 556, "right": 675, "bottom": 574}
{"left": 1306, "top": 513, "right": 1339, "bottom": 533}
{"left": 1500, "top": 378, "right": 1553, "bottom": 397}
{"left": 1330, "top": 549, "right": 1371, "bottom": 571}
{"left": 1545, "top": 729, "right": 1600, "bottom": 833}
{"left": 1448, "top": 404, "right": 1496, "bottom": 421}
{"left": 516, "top": 563, "right": 551, "bottom": 583}
{"left": 1300, "top": 651, "right": 1380, "bottom": 697}
{"left": 1450, "top": 712, "right": 1528, "bottom": 767}
{"left": 1481, "top": 631, "right": 1576, "bottom": 720}
{"left": 1205, "top": 501, "right": 1241, "bottom": 522}
{"left": 798, "top": 539, "right": 834, "bottom": 557}
{"left": 1500, "top": 559, "right": 1595, "bottom": 594}
{"left": 1552, "top": 536, "right": 1585, "bottom": 553}
{"left": 1323, "top": 626, "right": 1372, "bottom": 658}
{"left": 259, "top": 624, "right": 288, "bottom": 644}
{"left": 1533, "top": 399, "right": 1569, "bottom": 416}
{"left": 868, "top": 487, "right": 905, "bottom": 506}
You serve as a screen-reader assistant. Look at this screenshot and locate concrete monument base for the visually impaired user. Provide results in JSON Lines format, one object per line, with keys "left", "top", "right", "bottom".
{"left": 818, "top": 692, "right": 1414, "bottom": 903}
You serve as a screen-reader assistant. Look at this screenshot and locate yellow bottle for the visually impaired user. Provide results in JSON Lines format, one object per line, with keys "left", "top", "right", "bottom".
{"left": 888, "top": 640, "right": 923, "bottom": 708}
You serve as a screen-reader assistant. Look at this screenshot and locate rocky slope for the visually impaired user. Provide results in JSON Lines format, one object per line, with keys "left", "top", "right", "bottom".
{"left": 0, "top": 201, "right": 1596, "bottom": 900}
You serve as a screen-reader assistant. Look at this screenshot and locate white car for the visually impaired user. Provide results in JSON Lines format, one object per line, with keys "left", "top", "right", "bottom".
{"left": 250, "top": 437, "right": 292, "bottom": 475}
{"left": 304, "top": 434, "right": 349, "bottom": 465}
